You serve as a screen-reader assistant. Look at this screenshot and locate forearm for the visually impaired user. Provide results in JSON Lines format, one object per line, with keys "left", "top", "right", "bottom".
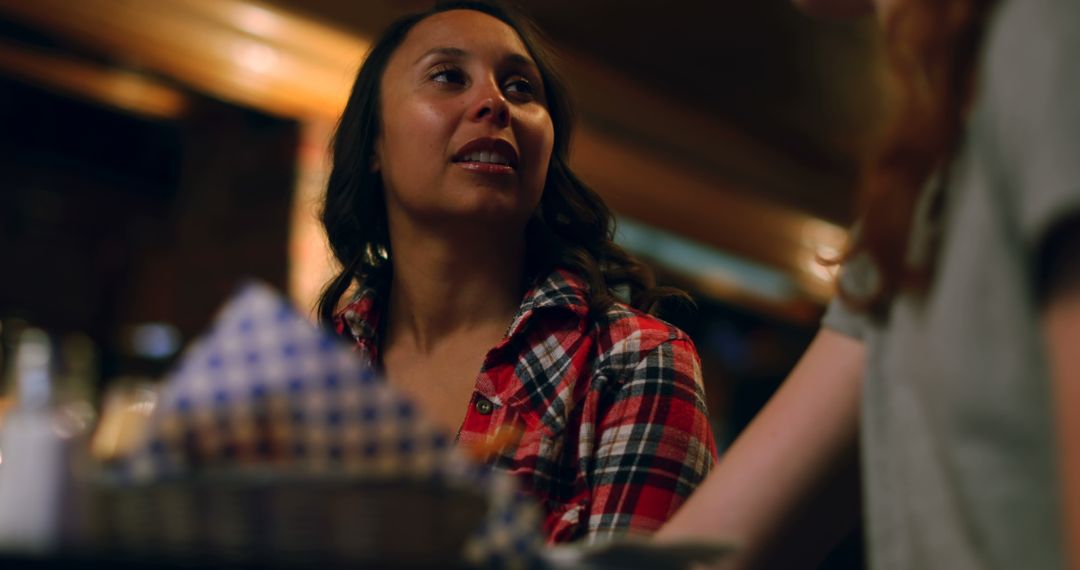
{"left": 1040, "top": 217, "right": 1080, "bottom": 570}
{"left": 1046, "top": 300, "right": 1080, "bottom": 570}
{"left": 655, "top": 329, "right": 864, "bottom": 569}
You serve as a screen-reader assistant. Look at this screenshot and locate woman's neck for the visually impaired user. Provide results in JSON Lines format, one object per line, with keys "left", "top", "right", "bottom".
{"left": 384, "top": 222, "right": 527, "bottom": 355}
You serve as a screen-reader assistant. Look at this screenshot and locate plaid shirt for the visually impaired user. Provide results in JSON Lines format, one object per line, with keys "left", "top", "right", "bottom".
{"left": 335, "top": 267, "right": 717, "bottom": 544}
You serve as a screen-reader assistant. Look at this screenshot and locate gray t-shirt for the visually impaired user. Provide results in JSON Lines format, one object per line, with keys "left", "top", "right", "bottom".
{"left": 822, "top": 0, "right": 1080, "bottom": 568}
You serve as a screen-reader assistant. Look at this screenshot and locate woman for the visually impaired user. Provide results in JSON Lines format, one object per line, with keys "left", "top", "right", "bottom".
{"left": 658, "top": 0, "right": 1080, "bottom": 568}
{"left": 317, "top": 1, "right": 717, "bottom": 544}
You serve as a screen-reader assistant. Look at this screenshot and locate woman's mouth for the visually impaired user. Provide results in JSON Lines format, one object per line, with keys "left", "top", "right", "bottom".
{"left": 452, "top": 138, "right": 518, "bottom": 174}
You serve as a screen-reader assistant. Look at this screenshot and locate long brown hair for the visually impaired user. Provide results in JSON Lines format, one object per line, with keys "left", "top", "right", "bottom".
{"left": 843, "top": 0, "right": 999, "bottom": 314}
{"left": 317, "top": 1, "right": 687, "bottom": 327}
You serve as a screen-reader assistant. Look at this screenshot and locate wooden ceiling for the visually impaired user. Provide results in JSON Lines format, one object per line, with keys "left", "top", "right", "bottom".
{"left": 0, "top": 0, "right": 886, "bottom": 315}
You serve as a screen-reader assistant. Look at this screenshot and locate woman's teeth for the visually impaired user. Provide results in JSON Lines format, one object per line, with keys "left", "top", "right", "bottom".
{"left": 460, "top": 151, "right": 510, "bottom": 165}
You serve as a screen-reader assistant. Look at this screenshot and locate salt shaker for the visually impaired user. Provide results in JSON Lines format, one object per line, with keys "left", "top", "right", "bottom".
{"left": 0, "top": 328, "right": 66, "bottom": 553}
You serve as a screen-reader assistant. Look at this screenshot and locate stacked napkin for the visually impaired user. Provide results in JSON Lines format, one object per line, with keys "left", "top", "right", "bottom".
{"left": 108, "top": 282, "right": 543, "bottom": 569}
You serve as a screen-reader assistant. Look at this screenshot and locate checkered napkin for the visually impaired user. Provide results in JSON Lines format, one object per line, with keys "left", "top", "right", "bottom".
{"left": 112, "top": 282, "right": 544, "bottom": 569}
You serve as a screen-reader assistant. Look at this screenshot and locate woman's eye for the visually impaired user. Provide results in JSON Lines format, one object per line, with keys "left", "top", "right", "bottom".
{"left": 504, "top": 77, "right": 535, "bottom": 99}
{"left": 430, "top": 67, "right": 466, "bottom": 85}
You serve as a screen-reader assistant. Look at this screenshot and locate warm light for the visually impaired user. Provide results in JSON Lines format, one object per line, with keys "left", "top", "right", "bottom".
{"left": 803, "top": 253, "right": 841, "bottom": 283}
{"left": 232, "top": 41, "right": 279, "bottom": 74}
{"left": 127, "top": 387, "right": 158, "bottom": 416}
{"left": 804, "top": 241, "right": 842, "bottom": 282}
{"left": 0, "top": 0, "right": 369, "bottom": 119}
{"left": 791, "top": 218, "right": 849, "bottom": 299}
{"left": 90, "top": 383, "right": 158, "bottom": 461}
{"left": 234, "top": 4, "right": 281, "bottom": 37}
{"left": 288, "top": 120, "right": 338, "bottom": 318}
{"left": 815, "top": 243, "right": 841, "bottom": 260}
{"left": 800, "top": 219, "right": 848, "bottom": 253}
{"left": 0, "top": 40, "right": 188, "bottom": 120}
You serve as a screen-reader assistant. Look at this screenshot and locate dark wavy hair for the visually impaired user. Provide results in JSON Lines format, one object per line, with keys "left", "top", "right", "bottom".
{"left": 841, "top": 0, "right": 999, "bottom": 314}
{"left": 317, "top": 0, "right": 688, "bottom": 326}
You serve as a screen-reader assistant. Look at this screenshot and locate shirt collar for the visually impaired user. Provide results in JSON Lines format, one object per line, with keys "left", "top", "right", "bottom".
{"left": 503, "top": 267, "right": 590, "bottom": 340}
{"left": 340, "top": 285, "right": 383, "bottom": 361}
{"left": 340, "top": 267, "right": 590, "bottom": 352}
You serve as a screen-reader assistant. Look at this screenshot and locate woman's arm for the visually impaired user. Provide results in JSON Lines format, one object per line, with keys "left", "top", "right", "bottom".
{"left": 1040, "top": 217, "right": 1080, "bottom": 570}
{"left": 584, "top": 337, "right": 717, "bottom": 543}
{"left": 1046, "top": 299, "right": 1080, "bottom": 570}
{"left": 655, "top": 328, "right": 865, "bottom": 570}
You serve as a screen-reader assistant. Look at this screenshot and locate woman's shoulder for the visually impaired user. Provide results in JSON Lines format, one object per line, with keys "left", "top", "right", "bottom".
{"left": 588, "top": 301, "right": 698, "bottom": 376}
{"left": 594, "top": 300, "right": 690, "bottom": 340}
{"left": 527, "top": 266, "right": 698, "bottom": 371}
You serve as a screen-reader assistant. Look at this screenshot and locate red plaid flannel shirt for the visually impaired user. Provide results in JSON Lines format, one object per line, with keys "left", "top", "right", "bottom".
{"left": 335, "top": 267, "right": 717, "bottom": 543}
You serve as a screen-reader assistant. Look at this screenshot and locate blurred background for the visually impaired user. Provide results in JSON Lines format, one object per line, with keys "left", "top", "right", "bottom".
{"left": 0, "top": 0, "right": 884, "bottom": 564}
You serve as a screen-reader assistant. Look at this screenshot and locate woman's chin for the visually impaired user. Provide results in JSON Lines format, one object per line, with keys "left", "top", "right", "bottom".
{"left": 444, "top": 193, "right": 539, "bottom": 225}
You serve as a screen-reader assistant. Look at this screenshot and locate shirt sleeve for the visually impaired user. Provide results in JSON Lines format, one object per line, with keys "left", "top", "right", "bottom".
{"left": 583, "top": 337, "right": 718, "bottom": 543}
{"left": 821, "top": 250, "right": 876, "bottom": 340}
{"left": 981, "top": 0, "right": 1080, "bottom": 251}
{"left": 822, "top": 296, "right": 868, "bottom": 341}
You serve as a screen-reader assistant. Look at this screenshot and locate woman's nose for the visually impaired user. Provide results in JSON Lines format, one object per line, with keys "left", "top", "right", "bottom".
{"left": 468, "top": 84, "right": 510, "bottom": 127}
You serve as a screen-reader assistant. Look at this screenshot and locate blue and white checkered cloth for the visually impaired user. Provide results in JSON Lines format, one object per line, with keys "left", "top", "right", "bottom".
{"left": 119, "top": 282, "right": 544, "bottom": 568}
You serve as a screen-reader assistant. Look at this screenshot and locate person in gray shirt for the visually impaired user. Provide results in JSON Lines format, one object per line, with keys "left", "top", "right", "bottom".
{"left": 657, "top": 0, "right": 1080, "bottom": 568}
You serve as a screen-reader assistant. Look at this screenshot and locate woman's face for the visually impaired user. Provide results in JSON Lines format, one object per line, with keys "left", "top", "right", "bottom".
{"left": 375, "top": 9, "right": 555, "bottom": 234}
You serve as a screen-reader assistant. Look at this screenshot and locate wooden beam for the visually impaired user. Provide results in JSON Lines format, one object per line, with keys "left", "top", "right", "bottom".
{"left": 0, "top": 39, "right": 188, "bottom": 119}
{"left": 572, "top": 126, "right": 845, "bottom": 302}
{"left": 0, "top": 0, "right": 366, "bottom": 119}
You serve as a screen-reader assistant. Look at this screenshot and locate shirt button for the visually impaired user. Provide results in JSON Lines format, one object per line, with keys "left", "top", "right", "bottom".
{"left": 474, "top": 396, "right": 494, "bottom": 415}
